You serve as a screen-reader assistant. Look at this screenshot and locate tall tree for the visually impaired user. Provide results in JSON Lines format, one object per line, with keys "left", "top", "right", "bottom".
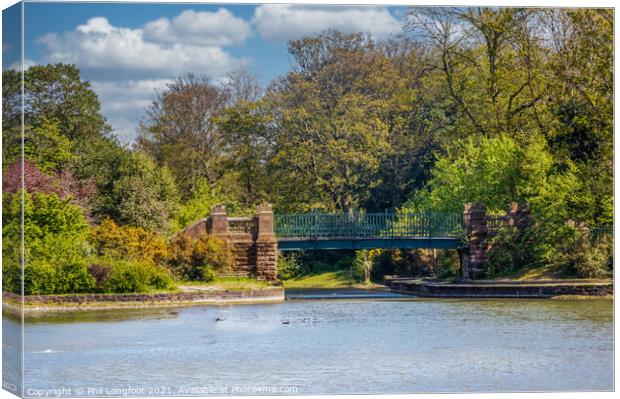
{"left": 137, "top": 75, "right": 229, "bottom": 196}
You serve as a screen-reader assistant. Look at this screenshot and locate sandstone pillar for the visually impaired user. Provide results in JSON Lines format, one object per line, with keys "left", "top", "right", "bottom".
{"left": 462, "top": 203, "right": 487, "bottom": 280}
{"left": 255, "top": 203, "right": 278, "bottom": 281}
{"left": 208, "top": 205, "right": 229, "bottom": 239}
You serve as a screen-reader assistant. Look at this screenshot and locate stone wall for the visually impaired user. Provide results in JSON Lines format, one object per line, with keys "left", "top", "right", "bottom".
{"left": 3, "top": 289, "right": 284, "bottom": 305}
{"left": 179, "top": 204, "right": 279, "bottom": 281}
{"left": 388, "top": 280, "right": 612, "bottom": 298}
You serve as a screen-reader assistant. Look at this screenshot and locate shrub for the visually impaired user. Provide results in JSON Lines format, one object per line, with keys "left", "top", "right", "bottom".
{"left": 28, "top": 234, "right": 95, "bottom": 294}
{"left": 13, "top": 234, "right": 96, "bottom": 295}
{"left": 485, "top": 222, "right": 553, "bottom": 277}
{"left": 166, "top": 234, "right": 231, "bottom": 281}
{"left": 560, "top": 231, "right": 613, "bottom": 279}
{"left": 277, "top": 252, "right": 303, "bottom": 280}
{"left": 90, "top": 218, "right": 168, "bottom": 264}
{"left": 352, "top": 250, "right": 380, "bottom": 284}
{"left": 3, "top": 191, "right": 95, "bottom": 295}
{"left": 435, "top": 250, "right": 461, "bottom": 279}
{"left": 98, "top": 259, "right": 174, "bottom": 293}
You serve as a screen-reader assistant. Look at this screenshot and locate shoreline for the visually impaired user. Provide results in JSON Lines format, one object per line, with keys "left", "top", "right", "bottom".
{"left": 3, "top": 277, "right": 613, "bottom": 318}
{"left": 386, "top": 277, "right": 613, "bottom": 298}
{"left": 2, "top": 287, "right": 285, "bottom": 318}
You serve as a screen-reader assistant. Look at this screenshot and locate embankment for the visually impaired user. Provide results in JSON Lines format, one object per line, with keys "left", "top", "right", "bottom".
{"left": 386, "top": 277, "right": 612, "bottom": 298}
{"left": 2, "top": 287, "right": 284, "bottom": 317}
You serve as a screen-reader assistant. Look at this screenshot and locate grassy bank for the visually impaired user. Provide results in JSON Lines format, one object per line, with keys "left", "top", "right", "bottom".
{"left": 281, "top": 270, "right": 382, "bottom": 289}
{"left": 491, "top": 264, "right": 613, "bottom": 283}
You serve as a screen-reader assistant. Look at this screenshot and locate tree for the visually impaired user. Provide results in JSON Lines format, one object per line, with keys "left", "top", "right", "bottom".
{"left": 137, "top": 75, "right": 229, "bottom": 196}
{"left": 542, "top": 9, "right": 613, "bottom": 224}
{"left": 265, "top": 31, "right": 400, "bottom": 212}
{"left": 214, "top": 100, "right": 271, "bottom": 207}
{"left": 2, "top": 64, "right": 110, "bottom": 140}
{"left": 405, "top": 8, "right": 548, "bottom": 139}
{"left": 1, "top": 64, "right": 132, "bottom": 222}
{"left": 408, "top": 133, "right": 587, "bottom": 222}
{"left": 172, "top": 178, "right": 244, "bottom": 230}
{"left": 110, "top": 152, "right": 180, "bottom": 233}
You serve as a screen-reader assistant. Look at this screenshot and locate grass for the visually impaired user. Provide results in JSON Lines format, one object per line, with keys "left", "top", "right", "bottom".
{"left": 177, "top": 276, "right": 273, "bottom": 291}
{"left": 281, "top": 270, "right": 382, "bottom": 289}
{"left": 492, "top": 263, "right": 612, "bottom": 282}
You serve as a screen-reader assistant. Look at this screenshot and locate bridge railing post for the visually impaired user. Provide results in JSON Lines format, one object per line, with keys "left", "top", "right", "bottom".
{"left": 208, "top": 205, "right": 229, "bottom": 239}
{"left": 255, "top": 203, "right": 278, "bottom": 281}
{"left": 462, "top": 203, "right": 487, "bottom": 280}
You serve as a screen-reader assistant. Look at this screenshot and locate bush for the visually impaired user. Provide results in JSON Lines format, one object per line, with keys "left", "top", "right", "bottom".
{"left": 486, "top": 223, "right": 551, "bottom": 277}
{"left": 435, "top": 250, "right": 461, "bottom": 279}
{"left": 19, "top": 234, "right": 95, "bottom": 295}
{"left": 166, "top": 234, "right": 231, "bottom": 281}
{"left": 277, "top": 252, "right": 303, "bottom": 280}
{"left": 98, "top": 259, "right": 174, "bottom": 293}
{"left": 560, "top": 231, "right": 613, "bottom": 278}
{"left": 2, "top": 191, "right": 95, "bottom": 295}
{"left": 111, "top": 151, "right": 180, "bottom": 233}
{"left": 352, "top": 250, "right": 380, "bottom": 284}
{"left": 32, "top": 234, "right": 95, "bottom": 294}
{"left": 90, "top": 218, "right": 168, "bottom": 264}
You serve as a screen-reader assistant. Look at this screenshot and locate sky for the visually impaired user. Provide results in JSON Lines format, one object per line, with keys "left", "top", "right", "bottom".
{"left": 2, "top": 1, "right": 408, "bottom": 143}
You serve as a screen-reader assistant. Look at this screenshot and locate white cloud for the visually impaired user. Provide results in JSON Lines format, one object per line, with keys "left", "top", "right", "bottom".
{"left": 38, "top": 17, "right": 248, "bottom": 80}
{"left": 143, "top": 8, "right": 252, "bottom": 47}
{"left": 90, "top": 79, "right": 173, "bottom": 143}
{"left": 7, "top": 58, "right": 37, "bottom": 71}
{"left": 252, "top": 5, "right": 401, "bottom": 42}
{"left": 36, "top": 14, "right": 252, "bottom": 142}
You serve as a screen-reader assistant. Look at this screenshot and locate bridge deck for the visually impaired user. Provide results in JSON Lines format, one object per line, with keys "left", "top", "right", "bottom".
{"left": 274, "top": 211, "right": 463, "bottom": 250}
{"left": 277, "top": 236, "right": 461, "bottom": 250}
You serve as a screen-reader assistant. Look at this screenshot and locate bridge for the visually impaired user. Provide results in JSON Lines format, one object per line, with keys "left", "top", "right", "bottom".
{"left": 275, "top": 212, "right": 463, "bottom": 250}
{"left": 179, "top": 203, "right": 530, "bottom": 281}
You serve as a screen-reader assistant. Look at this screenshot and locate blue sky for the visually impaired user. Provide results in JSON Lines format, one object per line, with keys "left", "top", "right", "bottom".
{"left": 3, "top": 2, "right": 407, "bottom": 142}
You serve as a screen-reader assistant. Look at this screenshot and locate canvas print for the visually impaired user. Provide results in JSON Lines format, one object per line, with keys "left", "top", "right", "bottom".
{"left": 1, "top": 1, "right": 614, "bottom": 397}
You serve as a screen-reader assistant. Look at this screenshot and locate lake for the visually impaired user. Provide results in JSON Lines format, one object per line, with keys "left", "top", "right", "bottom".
{"left": 3, "top": 290, "right": 613, "bottom": 396}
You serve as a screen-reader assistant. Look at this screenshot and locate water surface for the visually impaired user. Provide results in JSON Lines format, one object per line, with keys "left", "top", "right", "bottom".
{"left": 4, "top": 290, "right": 614, "bottom": 395}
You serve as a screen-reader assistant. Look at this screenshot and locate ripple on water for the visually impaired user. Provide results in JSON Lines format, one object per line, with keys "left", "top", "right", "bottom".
{"left": 14, "top": 295, "right": 613, "bottom": 394}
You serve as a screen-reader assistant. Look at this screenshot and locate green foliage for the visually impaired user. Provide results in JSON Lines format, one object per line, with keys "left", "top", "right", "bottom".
{"left": 214, "top": 101, "right": 271, "bottom": 207}
{"left": 2, "top": 191, "right": 94, "bottom": 294}
{"left": 111, "top": 151, "right": 180, "bottom": 232}
{"left": 89, "top": 218, "right": 168, "bottom": 264}
{"left": 1, "top": 9, "right": 613, "bottom": 287}
{"left": 95, "top": 258, "right": 174, "bottom": 293}
{"left": 554, "top": 229, "right": 613, "bottom": 279}
{"left": 277, "top": 253, "right": 303, "bottom": 280}
{"left": 172, "top": 179, "right": 244, "bottom": 231}
{"left": 3, "top": 118, "right": 75, "bottom": 173}
{"left": 409, "top": 134, "right": 585, "bottom": 221}
{"left": 352, "top": 250, "right": 379, "bottom": 284}
{"left": 166, "top": 234, "right": 231, "bottom": 282}
{"left": 486, "top": 225, "right": 543, "bottom": 277}
{"left": 435, "top": 251, "right": 461, "bottom": 279}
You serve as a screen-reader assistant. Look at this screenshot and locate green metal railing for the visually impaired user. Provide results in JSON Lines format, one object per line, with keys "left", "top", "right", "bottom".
{"left": 275, "top": 211, "right": 463, "bottom": 239}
